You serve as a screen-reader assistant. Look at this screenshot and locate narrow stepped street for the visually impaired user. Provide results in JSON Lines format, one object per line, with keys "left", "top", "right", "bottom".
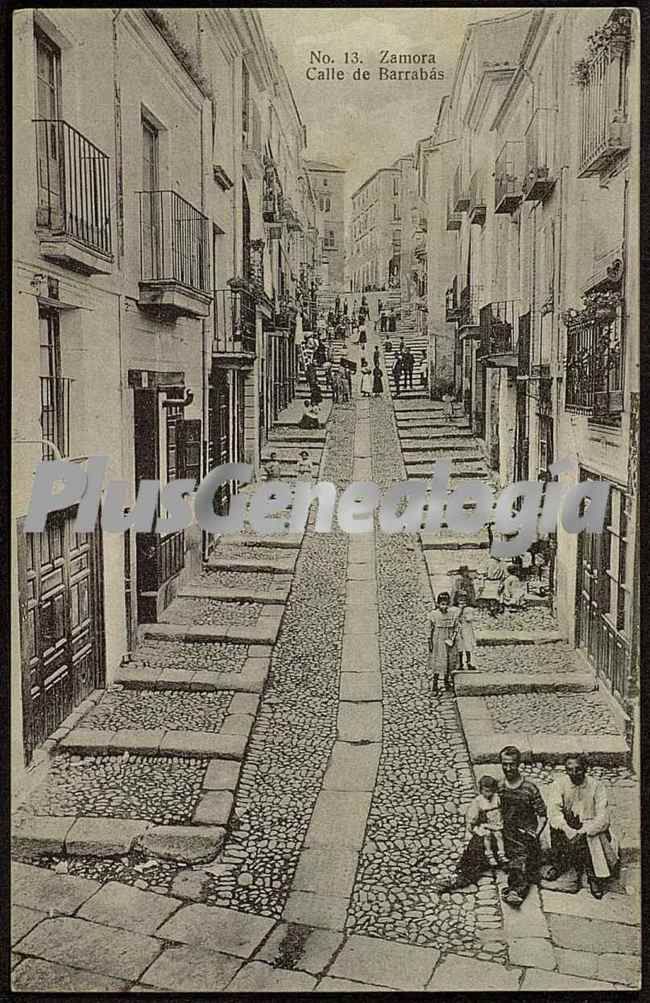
{"left": 11, "top": 319, "right": 640, "bottom": 992}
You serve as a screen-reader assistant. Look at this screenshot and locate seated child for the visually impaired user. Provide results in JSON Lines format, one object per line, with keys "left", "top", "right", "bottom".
{"left": 466, "top": 775, "right": 508, "bottom": 868}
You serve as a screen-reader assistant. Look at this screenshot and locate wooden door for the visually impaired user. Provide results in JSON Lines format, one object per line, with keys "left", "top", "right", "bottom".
{"left": 17, "top": 512, "right": 105, "bottom": 765}
{"left": 35, "top": 29, "right": 62, "bottom": 221}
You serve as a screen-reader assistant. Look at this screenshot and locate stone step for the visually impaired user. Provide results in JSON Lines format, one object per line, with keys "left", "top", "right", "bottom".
{"left": 260, "top": 446, "right": 323, "bottom": 462}
{"left": 407, "top": 467, "right": 488, "bottom": 481}
{"left": 455, "top": 672, "right": 597, "bottom": 696}
{"left": 420, "top": 532, "right": 489, "bottom": 550}
{"left": 268, "top": 429, "right": 327, "bottom": 443}
{"left": 476, "top": 629, "right": 564, "bottom": 646}
{"left": 206, "top": 555, "right": 297, "bottom": 575}
{"left": 404, "top": 454, "right": 487, "bottom": 468}
{"left": 57, "top": 724, "right": 249, "bottom": 761}
{"left": 139, "top": 619, "right": 281, "bottom": 646}
{"left": 465, "top": 731, "right": 628, "bottom": 767}
{"left": 178, "top": 583, "right": 290, "bottom": 604}
{"left": 215, "top": 532, "right": 303, "bottom": 550}
{"left": 116, "top": 652, "right": 270, "bottom": 693}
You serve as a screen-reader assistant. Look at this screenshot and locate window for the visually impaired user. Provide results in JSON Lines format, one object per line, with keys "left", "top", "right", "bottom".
{"left": 604, "top": 487, "right": 631, "bottom": 635}
{"left": 242, "top": 62, "right": 250, "bottom": 135}
{"left": 319, "top": 197, "right": 324, "bottom": 212}
{"left": 323, "top": 178, "right": 328, "bottom": 187}
{"left": 39, "top": 308, "right": 69, "bottom": 460}
{"left": 393, "top": 177, "right": 399, "bottom": 196}
{"left": 393, "top": 203, "right": 400, "bottom": 221}
{"left": 325, "top": 197, "right": 331, "bottom": 213}
{"left": 35, "top": 29, "right": 61, "bottom": 214}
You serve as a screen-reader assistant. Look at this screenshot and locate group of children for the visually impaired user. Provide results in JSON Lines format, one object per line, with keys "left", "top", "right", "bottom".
{"left": 427, "top": 588, "right": 477, "bottom": 694}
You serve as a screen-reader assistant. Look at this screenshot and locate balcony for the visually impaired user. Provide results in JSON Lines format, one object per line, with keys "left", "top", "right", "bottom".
{"left": 34, "top": 119, "right": 112, "bottom": 274}
{"left": 445, "top": 278, "right": 461, "bottom": 322}
{"left": 446, "top": 194, "right": 462, "bottom": 231}
{"left": 495, "top": 141, "right": 524, "bottom": 214}
{"left": 453, "top": 164, "right": 469, "bottom": 213}
{"left": 478, "top": 301, "right": 519, "bottom": 366}
{"left": 138, "top": 191, "right": 211, "bottom": 319}
{"left": 40, "top": 375, "right": 73, "bottom": 460}
{"left": 565, "top": 313, "right": 623, "bottom": 418}
{"left": 414, "top": 229, "right": 427, "bottom": 260}
{"left": 213, "top": 285, "right": 257, "bottom": 356}
{"left": 577, "top": 18, "right": 631, "bottom": 179}
{"left": 523, "top": 108, "right": 557, "bottom": 202}
{"left": 458, "top": 285, "right": 482, "bottom": 338}
{"left": 242, "top": 101, "right": 263, "bottom": 179}
{"left": 468, "top": 168, "right": 487, "bottom": 226}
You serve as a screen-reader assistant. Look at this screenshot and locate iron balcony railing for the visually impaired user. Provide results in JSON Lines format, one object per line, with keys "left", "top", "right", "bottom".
{"left": 565, "top": 314, "right": 623, "bottom": 417}
{"left": 453, "top": 163, "right": 469, "bottom": 212}
{"left": 495, "top": 141, "right": 524, "bottom": 214}
{"left": 214, "top": 286, "right": 257, "bottom": 356}
{"left": 445, "top": 277, "right": 460, "bottom": 321}
{"left": 34, "top": 119, "right": 112, "bottom": 257}
{"left": 468, "top": 168, "right": 487, "bottom": 225}
{"left": 446, "top": 193, "right": 462, "bottom": 231}
{"left": 459, "top": 284, "right": 482, "bottom": 331}
{"left": 139, "top": 190, "right": 210, "bottom": 295}
{"left": 578, "top": 36, "right": 631, "bottom": 177}
{"left": 479, "top": 301, "right": 520, "bottom": 360}
{"left": 40, "top": 376, "right": 73, "bottom": 460}
{"left": 523, "top": 108, "right": 557, "bottom": 201}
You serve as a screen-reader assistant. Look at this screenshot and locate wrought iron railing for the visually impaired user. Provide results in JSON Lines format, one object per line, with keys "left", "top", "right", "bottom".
{"left": 578, "top": 36, "right": 631, "bottom": 177}
{"left": 495, "top": 141, "right": 524, "bottom": 213}
{"left": 565, "top": 313, "right": 623, "bottom": 417}
{"left": 459, "top": 284, "right": 482, "bottom": 329}
{"left": 40, "top": 376, "right": 73, "bottom": 460}
{"left": 479, "top": 301, "right": 519, "bottom": 358}
{"left": 34, "top": 119, "right": 112, "bottom": 256}
{"left": 214, "top": 286, "right": 256, "bottom": 355}
{"left": 445, "top": 277, "right": 460, "bottom": 321}
{"left": 139, "top": 190, "right": 210, "bottom": 294}
{"left": 523, "top": 108, "right": 557, "bottom": 200}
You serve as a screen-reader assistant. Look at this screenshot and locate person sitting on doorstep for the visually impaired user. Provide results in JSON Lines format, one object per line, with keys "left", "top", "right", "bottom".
{"left": 298, "top": 400, "right": 320, "bottom": 430}
{"left": 542, "top": 754, "right": 620, "bottom": 899}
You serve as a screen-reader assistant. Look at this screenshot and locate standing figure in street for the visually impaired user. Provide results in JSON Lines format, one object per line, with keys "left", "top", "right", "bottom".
{"left": 373, "top": 345, "right": 380, "bottom": 370}
{"left": 296, "top": 449, "right": 314, "bottom": 481}
{"left": 380, "top": 308, "right": 388, "bottom": 333}
{"left": 442, "top": 393, "right": 454, "bottom": 420}
{"left": 427, "top": 591, "right": 459, "bottom": 695}
{"left": 542, "top": 754, "right": 620, "bottom": 898}
{"left": 359, "top": 322, "right": 367, "bottom": 352}
{"left": 392, "top": 354, "right": 403, "bottom": 398}
{"left": 441, "top": 746, "right": 547, "bottom": 908}
{"left": 388, "top": 307, "right": 397, "bottom": 333}
{"left": 372, "top": 363, "right": 384, "bottom": 397}
{"left": 451, "top": 589, "right": 477, "bottom": 670}
{"left": 360, "top": 362, "right": 372, "bottom": 398}
{"left": 466, "top": 776, "right": 509, "bottom": 868}
{"left": 338, "top": 362, "right": 351, "bottom": 405}
{"left": 403, "top": 347, "right": 415, "bottom": 390}
{"left": 419, "top": 350, "right": 428, "bottom": 388}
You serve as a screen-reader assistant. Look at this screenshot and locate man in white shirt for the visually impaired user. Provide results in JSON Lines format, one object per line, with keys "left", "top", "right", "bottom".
{"left": 542, "top": 753, "right": 620, "bottom": 898}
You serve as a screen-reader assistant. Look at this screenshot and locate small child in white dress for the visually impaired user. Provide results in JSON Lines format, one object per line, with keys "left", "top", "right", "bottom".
{"left": 466, "top": 775, "right": 508, "bottom": 868}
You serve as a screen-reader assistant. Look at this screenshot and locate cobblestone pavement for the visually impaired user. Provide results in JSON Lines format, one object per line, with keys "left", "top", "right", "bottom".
{"left": 209, "top": 544, "right": 292, "bottom": 562}
{"left": 471, "top": 641, "right": 582, "bottom": 674}
{"left": 200, "top": 404, "right": 355, "bottom": 917}
{"left": 472, "top": 606, "right": 558, "bottom": 632}
{"left": 196, "top": 569, "right": 291, "bottom": 591}
{"left": 15, "top": 754, "right": 207, "bottom": 825}
{"left": 485, "top": 692, "right": 621, "bottom": 735}
{"left": 159, "top": 598, "right": 263, "bottom": 626}
{"left": 347, "top": 395, "right": 504, "bottom": 961}
{"left": 123, "top": 639, "right": 248, "bottom": 674}
{"left": 80, "top": 690, "right": 234, "bottom": 734}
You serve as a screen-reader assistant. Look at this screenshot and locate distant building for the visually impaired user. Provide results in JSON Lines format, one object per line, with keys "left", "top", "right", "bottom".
{"left": 305, "top": 160, "right": 346, "bottom": 291}
{"left": 348, "top": 163, "right": 403, "bottom": 293}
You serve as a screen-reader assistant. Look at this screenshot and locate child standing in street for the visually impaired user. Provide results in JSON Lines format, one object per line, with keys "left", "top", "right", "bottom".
{"left": 466, "top": 776, "right": 509, "bottom": 868}
{"left": 427, "top": 592, "right": 459, "bottom": 695}
{"left": 452, "top": 589, "right": 477, "bottom": 671}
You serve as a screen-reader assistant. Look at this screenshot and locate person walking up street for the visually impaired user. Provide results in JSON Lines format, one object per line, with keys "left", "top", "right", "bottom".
{"left": 404, "top": 347, "right": 415, "bottom": 390}
{"left": 392, "top": 354, "right": 403, "bottom": 398}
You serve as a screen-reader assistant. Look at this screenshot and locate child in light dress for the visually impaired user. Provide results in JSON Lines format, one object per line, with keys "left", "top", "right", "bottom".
{"left": 452, "top": 589, "right": 477, "bottom": 670}
{"left": 466, "top": 775, "right": 508, "bottom": 868}
{"left": 296, "top": 449, "right": 313, "bottom": 482}
{"left": 427, "top": 591, "right": 459, "bottom": 695}
{"left": 442, "top": 393, "right": 454, "bottom": 419}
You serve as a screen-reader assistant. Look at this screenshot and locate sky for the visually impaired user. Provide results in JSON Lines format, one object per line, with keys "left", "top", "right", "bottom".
{"left": 260, "top": 7, "right": 524, "bottom": 203}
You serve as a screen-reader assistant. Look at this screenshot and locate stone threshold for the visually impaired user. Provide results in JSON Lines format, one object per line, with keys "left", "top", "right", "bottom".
{"left": 476, "top": 630, "right": 564, "bottom": 646}
{"left": 139, "top": 620, "right": 281, "bottom": 645}
{"left": 420, "top": 534, "right": 489, "bottom": 550}
{"left": 115, "top": 655, "right": 270, "bottom": 693}
{"left": 214, "top": 533, "right": 304, "bottom": 549}
{"left": 57, "top": 725, "right": 249, "bottom": 760}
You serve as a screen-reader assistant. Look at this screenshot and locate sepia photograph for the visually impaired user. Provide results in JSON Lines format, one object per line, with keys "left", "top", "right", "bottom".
{"left": 10, "top": 5, "right": 640, "bottom": 993}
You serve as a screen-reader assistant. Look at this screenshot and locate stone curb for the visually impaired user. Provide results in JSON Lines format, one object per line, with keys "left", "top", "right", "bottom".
{"left": 476, "top": 630, "right": 564, "bottom": 646}
{"left": 139, "top": 622, "right": 279, "bottom": 645}
{"left": 465, "top": 731, "right": 629, "bottom": 766}
{"left": 177, "top": 585, "right": 291, "bottom": 604}
{"left": 58, "top": 726, "right": 248, "bottom": 760}
{"left": 206, "top": 557, "right": 297, "bottom": 575}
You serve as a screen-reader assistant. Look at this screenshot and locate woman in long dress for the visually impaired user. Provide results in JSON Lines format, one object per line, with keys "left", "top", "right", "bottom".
{"left": 360, "top": 364, "right": 372, "bottom": 397}
{"left": 372, "top": 364, "right": 384, "bottom": 396}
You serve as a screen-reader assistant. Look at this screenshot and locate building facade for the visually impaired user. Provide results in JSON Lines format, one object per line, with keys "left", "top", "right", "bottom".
{"left": 305, "top": 160, "right": 346, "bottom": 292}
{"left": 12, "top": 7, "right": 319, "bottom": 795}
{"left": 348, "top": 164, "right": 403, "bottom": 293}
{"left": 424, "top": 8, "right": 639, "bottom": 760}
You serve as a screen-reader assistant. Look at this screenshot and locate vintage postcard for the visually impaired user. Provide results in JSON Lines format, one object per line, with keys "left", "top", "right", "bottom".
{"left": 11, "top": 6, "right": 640, "bottom": 992}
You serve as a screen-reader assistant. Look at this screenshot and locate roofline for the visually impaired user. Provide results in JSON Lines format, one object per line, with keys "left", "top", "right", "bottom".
{"left": 350, "top": 165, "right": 400, "bottom": 200}
{"left": 305, "top": 162, "right": 346, "bottom": 173}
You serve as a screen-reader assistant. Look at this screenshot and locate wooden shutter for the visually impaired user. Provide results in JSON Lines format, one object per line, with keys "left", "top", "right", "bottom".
{"left": 176, "top": 418, "right": 202, "bottom": 483}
